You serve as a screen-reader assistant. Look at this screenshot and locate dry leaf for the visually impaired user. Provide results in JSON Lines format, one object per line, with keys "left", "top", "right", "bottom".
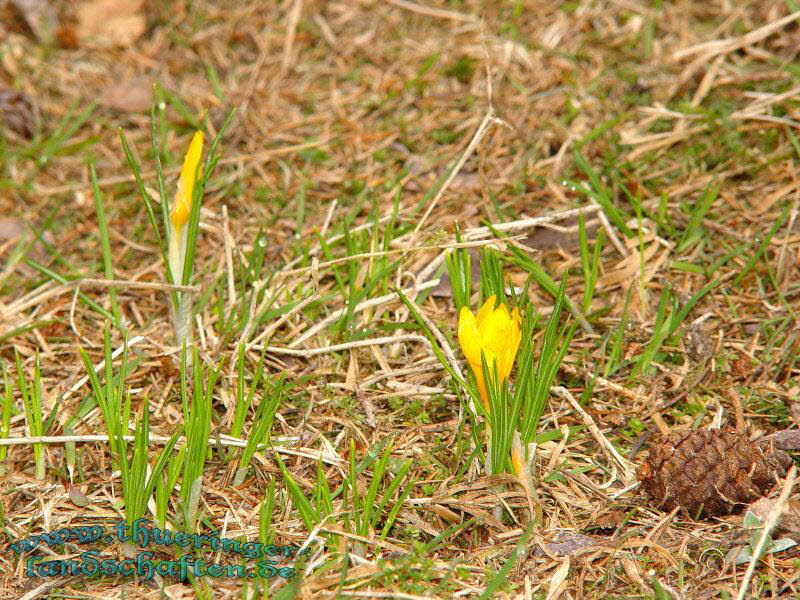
{"left": 532, "top": 531, "right": 600, "bottom": 557}
{"left": 785, "top": 501, "right": 800, "bottom": 537}
{"left": 731, "top": 353, "right": 753, "bottom": 380}
{"left": 523, "top": 220, "right": 599, "bottom": 252}
{"left": 68, "top": 486, "right": 90, "bottom": 507}
{"left": 0, "top": 88, "right": 37, "bottom": 139}
{"left": 597, "top": 242, "right": 660, "bottom": 289}
{"left": 762, "top": 429, "right": 800, "bottom": 451}
{"left": 790, "top": 402, "right": 800, "bottom": 428}
{"left": 449, "top": 172, "right": 481, "bottom": 191}
{"left": 99, "top": 76, "right": 152, "bottom": 113}
{"left": 748, "top": 497, "right": 800, "bottom": 537}
{"left": 592, "top": 508, "right": 626, "bottom": 531}
{"left": 55, "top": 24, "right": 79, "bottom": 49}
{"left": 0, "top": 218, "right": 25, "bottom": 243}
{"left": 748, "top": 497, "right": 774, "bottom": 523}
{"left": 7, "top": 0, "right": 57, "bottom": 42}
{"left": 545, "top": 557, "right": 570, "bottom": 600}
{"left": 77, "top": 0, "right": 145, "bottom": 47}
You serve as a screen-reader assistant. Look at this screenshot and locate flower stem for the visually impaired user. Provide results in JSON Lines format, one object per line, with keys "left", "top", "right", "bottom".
{"left": 174, "top": 292, "right": 193, "bottom": 348}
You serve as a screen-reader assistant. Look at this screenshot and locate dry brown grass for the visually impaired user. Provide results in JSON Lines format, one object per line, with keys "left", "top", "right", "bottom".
{"left": 2, "top": 0, "right": 800, "bottom": 598}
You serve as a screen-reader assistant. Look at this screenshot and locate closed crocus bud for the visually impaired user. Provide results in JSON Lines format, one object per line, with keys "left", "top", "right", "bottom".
{"left": 457, "top": 295, "right": 521, "bottom": 410}
{"left": 168, "top": 131, "right": 204, "bottom": 285}
{"left": 167, "top": 131, "right": 204, "bottom": 348}
{"left": 170, "top": 131, "right": 203, "bottom": 232}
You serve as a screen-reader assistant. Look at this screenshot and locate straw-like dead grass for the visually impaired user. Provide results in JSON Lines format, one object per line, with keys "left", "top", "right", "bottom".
{"left": 2, "top": 1, "right": 800, "bottom": 598}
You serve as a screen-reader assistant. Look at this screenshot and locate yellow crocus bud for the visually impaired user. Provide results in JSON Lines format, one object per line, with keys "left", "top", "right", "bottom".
{"left": 457, "top": 295, "right": 522, "bottom": 411}
{"left": 169, "top": 130, "right": 204, "bottom": 233}
{"left": 168, "top": 131, "right": 204, "bottom": 289}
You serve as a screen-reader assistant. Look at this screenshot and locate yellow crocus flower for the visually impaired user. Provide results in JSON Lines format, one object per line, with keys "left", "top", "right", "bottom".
{"left": 168, "top": 131, "right": 204, "bottom": 285}
{"left": 457, "top": 295, "right": 522, "bottom": 411}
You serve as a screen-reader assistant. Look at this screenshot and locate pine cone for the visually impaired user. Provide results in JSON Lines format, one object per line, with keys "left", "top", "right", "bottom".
{"left": 637, "top": 428, "right": 792, "bottom": 518}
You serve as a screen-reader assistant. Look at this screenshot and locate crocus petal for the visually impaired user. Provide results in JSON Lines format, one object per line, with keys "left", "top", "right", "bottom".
{"left": 501, "top": 307, "right": 522, "bottom": 380}
{"left": 170, "top": 131, "right": 204, "bottom": 230}
{"left": 179, "top": 131, "right": 204, "bottom": 199}
{"left": 170, "top": 190, "right": 189, "bottom": 231}
{"left": 458, "top": 306, "right": 483, "bottom": 367}
{"left": 475, "top": 295, "right": 496, "bottom": 329}
{"left": 472, "top": 366, "right": 489, "bottom": 412}
{"left": 480, "top": 304, "right": 512, "bottom": 355}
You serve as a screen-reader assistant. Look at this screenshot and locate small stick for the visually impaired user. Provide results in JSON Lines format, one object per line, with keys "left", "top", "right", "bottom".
{"left": 0, "top": 433, "right": 341, "bottom": 466}
{"left": 460, "top": 205, "right": 602, "bottom": 240}
{"left": 777, "top": 192, "right": 799, "bottom": 284}
{"left": 590, "top": 197, "right": 628, "bottom": 257}
{"left": 234, "top": 279, "right": 263, "bottom": 349}
{"left": 320, "top": 199, "right": 338, "bottom": 237}
{"left": 222, "top": 205, "right": 236, "bottom": 310}
{"left": 257, "top": 334, "right": 433, "bottom": 357}
{"left": 75, "top": 277, "right": 198, "bottom": 291}
{"left": 672, "top": 10, "right": 800, "bottom": 62}
{"left": 281, "top": 0, "right": 304, "bottom": 72}
{"left": 386, "top": 0, "right": 477, "bottom": 22}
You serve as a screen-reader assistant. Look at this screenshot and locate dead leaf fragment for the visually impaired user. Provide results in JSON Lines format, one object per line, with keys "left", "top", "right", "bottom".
{"left": 0, "top": 218, "right": 25, "bottom": 243}
{"left": 731, "top": 353, "right": 753, "bottom": 380}
{"left": 0, "top": 88, "right": 37, "bottom": 139}
{"left": 55, "top": 24, "right": 79, "bottom": 49}
{"left": 6, "top": 0, "right": 57, "bottom": 42}
{"left": 532, "top": 531, "right": 600, "bottom": 557}
{"left": 68, "top": 486, "right": 90, "bottom": 507}
{"left": 786, "top": 501, "right": 800, "bottom": 537}
{"left": 591, "top": 508, "right": 626, "bottom": 531}
{"left": 99, "top": 76, "right": 152, "bottom": 113}
{"left": 545, "top": 557, "right": 570, "bottom": 600}
{"left": 77, "top": 0, "right": 145, "bottom": 47}
{"left": 762, "top": 429, "right": 800, "bottom": 451}
{"left": 749, "top": 497, "right": 800, "bottom": 537}
{"left": 790, "top": 401, "right": 800, "bottom": 428}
